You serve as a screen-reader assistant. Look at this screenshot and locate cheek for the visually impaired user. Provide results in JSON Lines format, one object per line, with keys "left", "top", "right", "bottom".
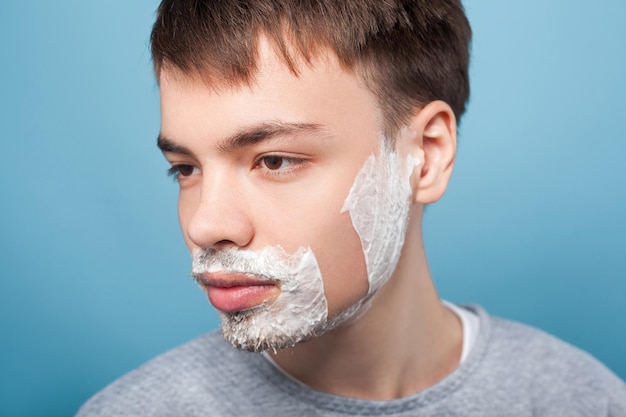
{"left": 245, "top": 173, "right": 369, "bottom": 313}
{"left": 312, "top": 212, "right": 369, "bottom": 314}
{"left": 264, "top": 189, "right": 368, "bottom": 314}
{"left": 254, "top": 172, "right": 371, "bottom": 312}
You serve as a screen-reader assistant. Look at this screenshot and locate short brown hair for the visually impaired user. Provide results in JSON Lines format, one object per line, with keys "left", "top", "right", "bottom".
{"left": 151, "top": 0, "right": 472, "bottom": 134}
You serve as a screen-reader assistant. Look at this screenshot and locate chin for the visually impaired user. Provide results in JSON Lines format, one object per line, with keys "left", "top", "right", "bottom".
{"left": 218, "top": 308, "right": 326, "bottom": 352}
{"left": 218, "top": 291, "right": 378, "bottom": 352}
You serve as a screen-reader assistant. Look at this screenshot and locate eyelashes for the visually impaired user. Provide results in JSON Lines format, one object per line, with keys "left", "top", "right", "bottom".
{"left": 166, "top": 154, "right": 308, "bottom": 183}
{"left": 253, "top": 155, "right": 306, "bottom": 178}
{"left": 167, "top": 164, "right": 198, "bottom": 181}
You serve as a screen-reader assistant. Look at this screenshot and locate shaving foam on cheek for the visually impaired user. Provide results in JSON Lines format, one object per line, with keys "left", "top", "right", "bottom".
{"left": 192, "top": 246, "right": 328, "bottom": 352}
{"left": 339, "top": 135, "right": 421, "bottom": 307}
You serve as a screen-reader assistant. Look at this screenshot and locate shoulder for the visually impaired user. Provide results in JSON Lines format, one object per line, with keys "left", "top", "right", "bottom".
{"left": 487, "top": 314, "right": 617, "bottom": 382}
{"left": 75, "top": 330, "right": 264, "bottom": 417}
{"left": 468, "top": 306, "right": 626, "bottom": 416}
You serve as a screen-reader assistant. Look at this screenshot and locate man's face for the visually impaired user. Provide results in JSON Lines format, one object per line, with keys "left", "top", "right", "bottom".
{"left": 159, "top": 40, "right": 407, "bottom": 350}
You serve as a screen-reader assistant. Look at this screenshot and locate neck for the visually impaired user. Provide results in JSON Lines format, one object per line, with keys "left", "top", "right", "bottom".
{"left": 269, "top": 208, "right": 463, "bottom": 400}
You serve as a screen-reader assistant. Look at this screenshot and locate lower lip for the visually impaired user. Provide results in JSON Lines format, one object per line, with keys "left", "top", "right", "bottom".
{"left": 206, "top": 285, "right": 278, "bottom": 313}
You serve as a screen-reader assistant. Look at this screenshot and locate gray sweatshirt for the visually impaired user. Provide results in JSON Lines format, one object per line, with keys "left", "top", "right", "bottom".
{"left": 76, "top": 306, "right": 626, "bottom": 416}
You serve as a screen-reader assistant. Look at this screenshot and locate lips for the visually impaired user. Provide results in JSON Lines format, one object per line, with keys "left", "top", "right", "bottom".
{"left": 197, "top": 272, "right": 279, "bottom": 313}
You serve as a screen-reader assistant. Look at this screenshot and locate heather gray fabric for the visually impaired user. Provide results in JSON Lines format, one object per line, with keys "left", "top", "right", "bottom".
{"left": 76, "top": 306, "right": 626, "bottom": 416}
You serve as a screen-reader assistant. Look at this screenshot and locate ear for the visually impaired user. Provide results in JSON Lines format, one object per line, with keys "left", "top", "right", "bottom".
{"left": 400, "top": 101, "right": 457, "bottom": 204}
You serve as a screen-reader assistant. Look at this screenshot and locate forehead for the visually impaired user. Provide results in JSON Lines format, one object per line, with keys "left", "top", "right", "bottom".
{"left": 158, "top": 38, "right": 383, "bottom": 142}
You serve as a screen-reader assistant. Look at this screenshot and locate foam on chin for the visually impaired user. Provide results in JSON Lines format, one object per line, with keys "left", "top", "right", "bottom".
{"left": 192, "top": 246, "right": 328, "bottom": 352}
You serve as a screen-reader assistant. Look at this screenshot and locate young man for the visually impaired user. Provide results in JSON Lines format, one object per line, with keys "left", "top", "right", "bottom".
{"left": 77, "top": 0, "right": 626, "bottom": 415}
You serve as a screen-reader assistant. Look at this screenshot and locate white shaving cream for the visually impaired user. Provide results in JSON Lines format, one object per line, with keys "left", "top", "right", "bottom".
{"left": 329, "top": 138, "right": 420, "bottom": 325}
{"left": 191, "top": 135, "right": 419, "bottom": 352}
{"left": 192, "top": 246, "right": 328, "bottom": 352}
{"left": 343, "top": 139, "right": 419, "bottom": 295}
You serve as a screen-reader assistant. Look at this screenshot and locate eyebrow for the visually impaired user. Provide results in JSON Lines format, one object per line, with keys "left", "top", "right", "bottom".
{"left": 157, "top": 135, "right": 193, "bottom": 155}
{"left": 157, "top": 122, "right": 326, "bottom": 155}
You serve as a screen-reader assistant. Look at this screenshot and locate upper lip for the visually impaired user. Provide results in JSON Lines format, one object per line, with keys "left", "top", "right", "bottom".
{"left": 196, "top": 272, "right": 277, "bottom": 288}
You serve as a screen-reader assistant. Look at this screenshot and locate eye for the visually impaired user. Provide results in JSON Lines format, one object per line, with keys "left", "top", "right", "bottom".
{"left": 177, "top": 164, "right": 196, "bottom": 176}
{"left": 253, "top": 154, "right": 307, "bottom": 178}
{"left": 167, "top": 164, "right": 199, "bottom": 180}
{"left": 262, "top": 155, "right": 288, "bottom": 170}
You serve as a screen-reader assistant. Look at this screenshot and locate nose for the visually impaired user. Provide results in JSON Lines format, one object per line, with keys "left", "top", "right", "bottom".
{"left": 182, "top": 174, "right": 254, "bottom": 251}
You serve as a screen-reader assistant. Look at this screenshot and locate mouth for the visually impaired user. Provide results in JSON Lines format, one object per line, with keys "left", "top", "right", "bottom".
{"left": 196, "top": 272, "right": 280, "bottom": 313}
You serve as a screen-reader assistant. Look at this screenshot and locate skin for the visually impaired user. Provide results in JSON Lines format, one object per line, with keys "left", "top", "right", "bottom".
{"left": 159, "top": 37, "right": 462, "bottom": 400}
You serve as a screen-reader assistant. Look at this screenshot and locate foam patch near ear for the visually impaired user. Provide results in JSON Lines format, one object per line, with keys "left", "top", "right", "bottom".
{"left": 341, "top": 139, "right": 418, "bottom": 297}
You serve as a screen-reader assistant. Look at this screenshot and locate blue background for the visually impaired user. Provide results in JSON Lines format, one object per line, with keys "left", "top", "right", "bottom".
{"left": 1, "top": 1, "right": 624, "bottom": 416}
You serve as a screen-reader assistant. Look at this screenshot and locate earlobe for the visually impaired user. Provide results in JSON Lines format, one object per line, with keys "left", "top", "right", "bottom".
{"left": 404, "top": 101, "right": 457, "bottom": 204}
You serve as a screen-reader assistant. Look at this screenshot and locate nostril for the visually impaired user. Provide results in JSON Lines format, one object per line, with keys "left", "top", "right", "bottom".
{"left": 210, "top": 239, "right": 243, "bottom": 251}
